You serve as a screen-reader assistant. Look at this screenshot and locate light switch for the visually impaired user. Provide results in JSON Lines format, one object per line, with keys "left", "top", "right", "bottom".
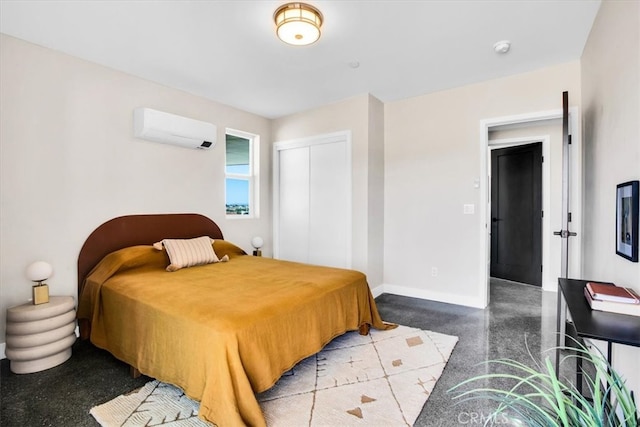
{"left": 464, "top": 204, "right": 475, "bottom": 214}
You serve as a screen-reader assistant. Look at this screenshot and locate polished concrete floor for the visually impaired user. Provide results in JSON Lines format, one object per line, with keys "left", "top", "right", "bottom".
{"left": 378, "top": 279, "right": 560, "bottom": 426}
{"left": 1, "top": 280, "right": 561, "bottom": 426}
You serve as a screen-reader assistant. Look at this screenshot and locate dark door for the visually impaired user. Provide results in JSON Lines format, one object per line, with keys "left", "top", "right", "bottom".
{"left": 490, "top": 142, "right": 542, "bottom": 286}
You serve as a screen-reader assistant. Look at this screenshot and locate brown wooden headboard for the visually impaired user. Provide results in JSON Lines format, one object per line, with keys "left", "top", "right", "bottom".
{"left": 77, "top": 213, "right": 224, "bottom": 298}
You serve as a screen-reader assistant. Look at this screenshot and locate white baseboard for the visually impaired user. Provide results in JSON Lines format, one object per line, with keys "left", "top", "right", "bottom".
{"left": 376, "top": 283, "right": 486, "bottom": 308}
{"left": 370, "top": 284, "right": 384, "bottom": 298}
{"left": 543, "top": 280, "right": 558, "bottom": 293}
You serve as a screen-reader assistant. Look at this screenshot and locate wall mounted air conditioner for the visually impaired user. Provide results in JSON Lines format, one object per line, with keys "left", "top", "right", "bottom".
{"left": 133, "top": 107, "right": 217, "bottom": 150}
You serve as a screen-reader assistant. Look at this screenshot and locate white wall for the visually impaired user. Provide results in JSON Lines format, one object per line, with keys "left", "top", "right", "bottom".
{"left": 0, "top": 34, "right": 272, "bottom": 347}
{"left": 271, "top": 94, "right": 386, "bottom": 291}
{"left": 367, "top": 96, "right": 385, "bottom": 292}
{"left": 383, "top": 61, "right": 581, "bottom": 307}
{"left": 581, "top": 0, "right": 640, "bottom": 402}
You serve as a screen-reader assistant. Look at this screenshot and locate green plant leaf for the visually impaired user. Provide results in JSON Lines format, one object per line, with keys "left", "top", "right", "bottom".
{"left": 449, "top": 338, "right": 639, "bottom": 427}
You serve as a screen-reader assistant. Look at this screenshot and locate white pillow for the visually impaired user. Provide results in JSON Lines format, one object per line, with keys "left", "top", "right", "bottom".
{"left": 153, "top": 236, "right": 227, "bottom": 272}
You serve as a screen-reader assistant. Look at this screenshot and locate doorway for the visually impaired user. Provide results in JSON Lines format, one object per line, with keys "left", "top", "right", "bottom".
{"left": 490, "top": 142, "right": 542, "bottom": 286}
{"left": 479, "top": 107, "right": 582, "bottom": 307}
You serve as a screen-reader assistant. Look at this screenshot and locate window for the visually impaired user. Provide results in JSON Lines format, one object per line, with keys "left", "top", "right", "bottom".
{"left": 225, "top": 129, "right": 259, "bottom": 217}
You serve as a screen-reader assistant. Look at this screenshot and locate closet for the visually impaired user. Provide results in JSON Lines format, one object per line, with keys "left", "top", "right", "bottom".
{"left": 273, "top": 131, "right": 351, "bottom": 269}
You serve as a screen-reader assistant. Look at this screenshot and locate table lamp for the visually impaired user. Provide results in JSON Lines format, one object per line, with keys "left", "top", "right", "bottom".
{"left": 26, "top": 261, "right": 52, "bottom": 305}
{"left": 251, "top": 236, "right": 264, "bottom": 257}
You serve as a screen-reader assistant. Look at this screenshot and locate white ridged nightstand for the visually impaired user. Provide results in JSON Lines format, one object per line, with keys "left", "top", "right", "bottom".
{"left": 5, "top": 296, "right": 76, "bottom": 374}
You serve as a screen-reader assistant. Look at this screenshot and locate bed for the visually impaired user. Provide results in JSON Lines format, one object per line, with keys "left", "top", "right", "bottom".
{"left": 76, "top": 213, "right": 394, "bottom": 427}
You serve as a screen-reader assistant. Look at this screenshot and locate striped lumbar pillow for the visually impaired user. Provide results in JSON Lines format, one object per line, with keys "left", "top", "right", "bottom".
{"left": 153, "top": 236, "right": 222, "bottom": 272}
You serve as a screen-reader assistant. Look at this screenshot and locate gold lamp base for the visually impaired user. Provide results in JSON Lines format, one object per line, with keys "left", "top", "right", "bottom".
{"left": 32, "top": 284, "right": 49, "bottom": 305}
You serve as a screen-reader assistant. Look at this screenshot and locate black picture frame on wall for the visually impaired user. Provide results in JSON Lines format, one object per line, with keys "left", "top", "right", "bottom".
{"left": 616, "top": 180, "right": 639, "bottom": 262}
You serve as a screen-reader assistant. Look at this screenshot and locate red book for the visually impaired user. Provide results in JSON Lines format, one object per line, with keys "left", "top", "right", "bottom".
{"left": 586, "top": 282, "right": 640, "bottom": 304}
{"left": 584, "top": 288, "right": 640, "bottom": 317}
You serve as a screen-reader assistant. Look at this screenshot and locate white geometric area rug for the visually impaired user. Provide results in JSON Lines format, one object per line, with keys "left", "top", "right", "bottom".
{"left": 90, "top": 325, "right": 458, "bottom": 427}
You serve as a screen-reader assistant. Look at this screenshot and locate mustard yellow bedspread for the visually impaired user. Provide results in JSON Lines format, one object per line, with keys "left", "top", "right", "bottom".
{"left": 78, "top": 241, "right": 393, "bottom": 426}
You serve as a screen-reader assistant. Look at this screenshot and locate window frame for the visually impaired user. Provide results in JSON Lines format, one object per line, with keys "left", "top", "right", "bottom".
{"left": 225, "top": 128, "right": 260, "bottom": 219}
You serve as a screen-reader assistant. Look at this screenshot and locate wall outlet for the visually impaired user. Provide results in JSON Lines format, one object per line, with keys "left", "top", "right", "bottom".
{"left": 431, "top": 267, "right": 438, "bottom": 277}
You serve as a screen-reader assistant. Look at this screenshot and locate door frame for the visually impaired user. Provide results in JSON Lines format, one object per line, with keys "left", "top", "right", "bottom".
{"left": 489, "top": 138, "right": 547, "bottom": 288}
{"left": 272, "top": 130, "right": 352, "bottom": 266}
{"left": 479, "top": 108, "right": 582, "bottom": 307}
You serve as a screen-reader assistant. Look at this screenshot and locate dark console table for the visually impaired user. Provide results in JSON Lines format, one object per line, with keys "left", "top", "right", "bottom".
{"left": 556, "top": 278, "right": 640, "bottom": 392}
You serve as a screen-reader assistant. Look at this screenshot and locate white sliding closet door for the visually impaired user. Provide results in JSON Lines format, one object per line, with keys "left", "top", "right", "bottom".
{"left": 274, "top": 131, "right": 351, "bottom": 269}
{"left": 309, "top": 142, "right": 349, "bottom": 268}
{"left": 277, "top": 147, "right": 310, "bottom": 264}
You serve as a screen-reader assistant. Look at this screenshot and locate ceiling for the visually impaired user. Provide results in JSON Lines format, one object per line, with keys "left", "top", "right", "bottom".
{"left": 0, "top": 0, "right": 601, "bottom": 119}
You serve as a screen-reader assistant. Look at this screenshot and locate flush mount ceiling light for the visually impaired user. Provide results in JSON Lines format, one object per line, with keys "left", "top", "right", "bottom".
{"left": 274, "top": 2, "right": 323, "bottom": 46}
{"left": 493, "top": 40, "right": 511, "bottom": 54}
